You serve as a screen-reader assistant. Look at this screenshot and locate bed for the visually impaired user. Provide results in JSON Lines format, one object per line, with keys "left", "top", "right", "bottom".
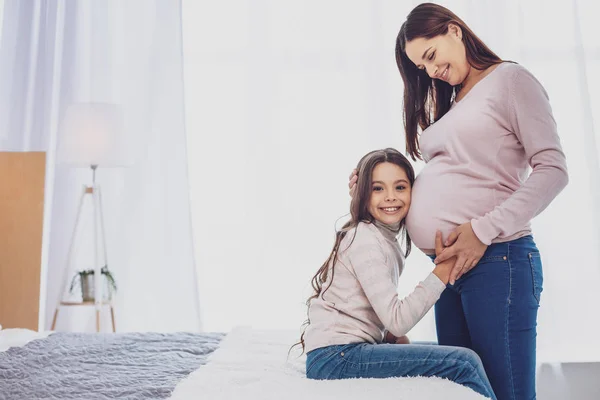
{"left": 0, "top": 327, "right": 489, "bottom": 400}
{"left": 0, "top": 328, "right": 223, "bottom": 399}
{"left": 0, "top": 153, "right": 490, "bottom": 400}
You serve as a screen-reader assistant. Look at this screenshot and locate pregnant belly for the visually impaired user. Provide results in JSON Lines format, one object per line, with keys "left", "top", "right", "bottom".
{"left": 405, "top": 169, "right": 496, "bottom": 252}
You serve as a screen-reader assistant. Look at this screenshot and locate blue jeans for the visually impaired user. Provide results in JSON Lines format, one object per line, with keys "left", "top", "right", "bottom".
{"left": 432, "top": 235, "right": 542, "bottom": 400}
{"left": 306, "top": 342, "right": 496, "bottom": 399}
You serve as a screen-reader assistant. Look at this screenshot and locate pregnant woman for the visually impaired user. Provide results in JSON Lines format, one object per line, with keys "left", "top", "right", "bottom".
{"left": 349, "top": 3, "right": 568, "bottom": 399}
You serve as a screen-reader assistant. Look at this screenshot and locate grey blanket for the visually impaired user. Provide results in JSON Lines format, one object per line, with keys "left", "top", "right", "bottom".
{"left": 0, "top": 331, "right": 224, "bottom": 400}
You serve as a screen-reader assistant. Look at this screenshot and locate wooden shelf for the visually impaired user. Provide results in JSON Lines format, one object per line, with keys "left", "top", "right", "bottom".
{"left": 60, "top": 301, "right": 113, "bottom": 306}
{"left": 53, "top": 301, "right": 116, "bottom": 332}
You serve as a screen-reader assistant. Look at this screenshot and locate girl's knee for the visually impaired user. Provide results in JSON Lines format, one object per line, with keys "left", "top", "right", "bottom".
{"left": 455, "top": 347, "right": 483, "bottom": 368}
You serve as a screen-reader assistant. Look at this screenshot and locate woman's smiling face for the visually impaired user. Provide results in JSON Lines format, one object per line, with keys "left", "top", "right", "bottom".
{"left": 404, "top": 24, "right": 470, "bottom": 86}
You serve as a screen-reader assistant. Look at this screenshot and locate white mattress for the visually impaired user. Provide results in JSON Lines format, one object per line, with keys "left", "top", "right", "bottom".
{"left": 170, "top": 327, "right": 489, "bottom": 400}
{"left": 0, "top": 328, "right": 52, "bottom": 352}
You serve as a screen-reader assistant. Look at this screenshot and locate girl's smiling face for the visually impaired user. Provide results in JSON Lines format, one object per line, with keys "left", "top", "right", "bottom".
{"left": 368, "top": 162, "right": 412, "bottom": 225}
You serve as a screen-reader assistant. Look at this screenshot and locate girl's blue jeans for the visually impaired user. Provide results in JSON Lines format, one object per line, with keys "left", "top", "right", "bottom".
{"left": 306, "top": 341, "right": 496, "bottom": 399}
{"left": 433, "top": 234, "right": 542, "bottom": 400}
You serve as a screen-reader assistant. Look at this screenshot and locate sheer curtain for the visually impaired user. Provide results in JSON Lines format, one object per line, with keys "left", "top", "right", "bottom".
{"left": 183, "top": 0, "right": 599, "bottom": 363}
{"left": 0, "top": 0, "right": 201, "bottom": 332}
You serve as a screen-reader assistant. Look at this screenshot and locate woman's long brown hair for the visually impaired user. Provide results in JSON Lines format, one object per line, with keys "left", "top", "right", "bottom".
{"left": 396, "top": 3, "right": 503, "bottom": 161}
{"left": 291, "top": 148, "right": 416, "bottom": 356}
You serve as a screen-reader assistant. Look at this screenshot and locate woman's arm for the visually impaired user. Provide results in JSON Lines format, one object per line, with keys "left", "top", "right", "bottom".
{"left": 435, "top": 66, "right": 568, "bottom": 282}
{"left": 470, "top": 66, "right": 568, "bottom": 245}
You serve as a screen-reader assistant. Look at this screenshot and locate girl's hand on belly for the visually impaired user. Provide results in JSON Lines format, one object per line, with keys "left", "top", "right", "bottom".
{"left": 433, "top": 222, "right": 488, "bottom": 285}
{"left": 432, "top": 231, "right": 455, "bottom": 285}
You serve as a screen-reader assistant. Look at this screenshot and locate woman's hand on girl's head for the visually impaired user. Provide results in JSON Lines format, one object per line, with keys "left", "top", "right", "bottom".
{"left": 434, "top": 222, "right": 488, "bottom": 285}
{"left": 348, "top": 169, "right": 358, "bottom": 197}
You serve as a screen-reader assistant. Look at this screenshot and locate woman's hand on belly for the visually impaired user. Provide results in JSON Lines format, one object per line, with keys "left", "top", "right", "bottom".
{"left": 433, "top": 222, "right": 488, "bottom": 285}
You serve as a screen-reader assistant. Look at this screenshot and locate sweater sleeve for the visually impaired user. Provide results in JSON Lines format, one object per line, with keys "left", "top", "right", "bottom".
{"left": 471, "top": 66, "right": 569, "bottom": 245}
{"left": 347, "top": 230, "right": 446, "bottom": 337}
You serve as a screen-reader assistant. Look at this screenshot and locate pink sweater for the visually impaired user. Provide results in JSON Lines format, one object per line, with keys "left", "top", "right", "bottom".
{"left": 406, "top": 62, "right": 568, "bottom": 252}
{"left": 304, "top": 221, "right": 446, "bottom": 353}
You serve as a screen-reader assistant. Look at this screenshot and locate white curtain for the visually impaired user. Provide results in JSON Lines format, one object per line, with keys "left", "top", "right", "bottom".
{"left": 0, "top": 0, "right": 201, "bottom": 332}
{"left": 183, "top": 0, "right": 600, "bottom": 363}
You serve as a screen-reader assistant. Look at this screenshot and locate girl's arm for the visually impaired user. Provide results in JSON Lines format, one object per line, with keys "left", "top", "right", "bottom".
{"left": 348, "top": 229, "right": 450, "bottom": 338}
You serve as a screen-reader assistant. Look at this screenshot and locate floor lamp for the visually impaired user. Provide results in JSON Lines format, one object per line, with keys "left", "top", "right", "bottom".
{"left": 52, "top": 103, "right": 129, "bottom": 332}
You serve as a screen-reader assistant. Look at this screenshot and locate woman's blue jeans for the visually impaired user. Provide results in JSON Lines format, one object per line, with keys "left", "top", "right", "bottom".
{"left": 306, "top": 342, "right": 496, "bottom": 399}
{"left": 432, "top": 235, "right": 542, "bottom": 400}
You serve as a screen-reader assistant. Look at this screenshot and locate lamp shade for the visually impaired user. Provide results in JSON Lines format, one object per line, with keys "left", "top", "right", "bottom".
{"left": 56, "top": 103, "right": 131, "bottom": 167}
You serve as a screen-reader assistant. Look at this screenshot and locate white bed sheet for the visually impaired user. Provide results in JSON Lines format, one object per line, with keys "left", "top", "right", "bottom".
{"left": 170, "top": 327, "right": 489, "bottom": 400}
{"left": 0, "top": 327, "right": 52, "bottom": 352}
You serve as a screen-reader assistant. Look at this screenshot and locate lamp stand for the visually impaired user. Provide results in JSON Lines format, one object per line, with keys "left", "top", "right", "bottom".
{"left": 51, "top": 165, "right": 115, "bottom": 332}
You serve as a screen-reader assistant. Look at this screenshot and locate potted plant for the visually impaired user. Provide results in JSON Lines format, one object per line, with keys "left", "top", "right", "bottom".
{"left": 69, "top": 265, "right": 117, "bottom": 302}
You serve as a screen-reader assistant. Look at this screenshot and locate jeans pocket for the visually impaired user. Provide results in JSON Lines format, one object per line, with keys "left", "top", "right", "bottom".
{"left": 528, "top": 251, "right": 543, "bottom": 303}
{"left": 306, "top": 344, "right": 356, "bottom": 379}
{"left": 306, "top": 345, "right": 339, "bottom": 377}
{"left": 477, "top": 254, "right": 507, "bottom": 265}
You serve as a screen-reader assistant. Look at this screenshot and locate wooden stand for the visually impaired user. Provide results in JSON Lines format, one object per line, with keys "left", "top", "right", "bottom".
{"left": 51, "top": 301, "right": 116, "bottom": 333}
{"left": 51, "top": 165, "right": 115, "bottom": 333}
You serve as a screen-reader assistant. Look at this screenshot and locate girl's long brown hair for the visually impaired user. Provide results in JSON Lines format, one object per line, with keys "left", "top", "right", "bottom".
{"left": 396, "top": 3, "right": 503, "bottom": 161}
{"left": 291, "top": 148, "right": 416, "bottom": 356}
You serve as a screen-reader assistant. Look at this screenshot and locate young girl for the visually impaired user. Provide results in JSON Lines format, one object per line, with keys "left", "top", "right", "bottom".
{"left": 300, "top": 148, "right": 496, "bottom": 399}
{"left": 349, "top": 4, "right": 568, "bottom": 399}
